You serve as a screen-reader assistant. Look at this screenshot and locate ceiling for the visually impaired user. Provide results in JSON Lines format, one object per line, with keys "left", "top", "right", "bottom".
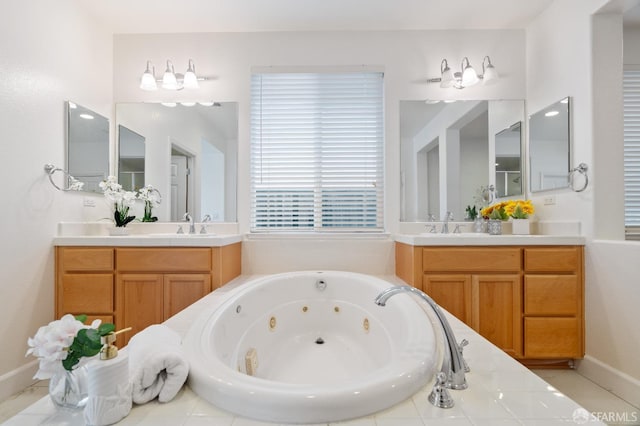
{"left": 76, "top": 0, "right": 556, "bottom": 34}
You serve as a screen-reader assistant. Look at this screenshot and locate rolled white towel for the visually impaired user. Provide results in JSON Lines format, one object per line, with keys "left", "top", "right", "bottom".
{"left": 127, "top": 324, "right": 189, "bottom": 404}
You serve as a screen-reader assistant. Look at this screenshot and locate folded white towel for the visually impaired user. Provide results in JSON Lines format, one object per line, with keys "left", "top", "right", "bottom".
{"left": 127, "top": 324, "right": 189, "bottom": 404}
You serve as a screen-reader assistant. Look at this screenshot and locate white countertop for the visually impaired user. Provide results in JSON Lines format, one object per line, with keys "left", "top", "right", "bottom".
{"left": 395, "top": 233, "right": 586, "bottom": 246}
{"left": 53, "top": 234, "right": 243, "bottom": 247}
{"left": 5, "top": 274, "right": 603, "bottom": 426}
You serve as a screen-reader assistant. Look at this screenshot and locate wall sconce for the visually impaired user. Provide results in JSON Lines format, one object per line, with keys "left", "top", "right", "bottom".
{"left": 140, "top": 59, "right": 205, "bottom": 91}
{"left": 428, "top": 56, "right": 499, "bottom": 89}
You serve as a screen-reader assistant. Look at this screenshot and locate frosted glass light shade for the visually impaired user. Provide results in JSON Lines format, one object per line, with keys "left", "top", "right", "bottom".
{"left": 183, "top": 59, "right": 199, "bottom": 89}
{"left": 461, "top": 59, "right": 479, "bottom": 87}
{"left": 162, "top": 61, "right": 179, "bottom": 90}
{"left": 139, "top": 61, "right": 157, "bottom": 91}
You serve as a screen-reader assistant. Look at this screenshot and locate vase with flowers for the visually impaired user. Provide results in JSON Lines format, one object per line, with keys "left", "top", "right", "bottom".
{"left": 137, "top": 184, "right": 161, "bottom": 222}
{"left": 99, "top": 176, "right": 136, "bottom": 234}
{"left": 26, "top": 314, "right": 115, "bottom": 409}
{"left": 505, "top": 199, "right": 535, "bottom": 234}
{"left": 481, "top": 199, "right": 535, "bottom": 235}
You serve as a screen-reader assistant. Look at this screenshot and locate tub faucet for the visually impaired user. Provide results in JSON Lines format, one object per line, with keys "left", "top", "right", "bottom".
{"left": 441, "top": 211, "right": 454, "bottom": 234}
{"left": 374, "top": 285, "right": 468, "bottom": 394}
{"left": 183, "top": 212, "right": 196, "bottom": 234}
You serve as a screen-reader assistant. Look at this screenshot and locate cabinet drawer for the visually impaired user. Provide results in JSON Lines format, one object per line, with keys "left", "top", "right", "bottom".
{"left": 524, "top": 317, "right": 581, "bottom": 358}
{"left": 59, "top": 248, "right": 114, "bottom": 271}
{"left": 524, "top": 275, "right": 578, "bottom": 315}
{"left": 117, "top": 248, "right": 212, "bottom": 272}
{"left": 61, "top": 274, "right": 114, "bottom": 313}
{"left": 524, "top": 247, "right": 580, "bottom": 272}
{"left": 422, "top": 247, "right": 521, "bottom": 272}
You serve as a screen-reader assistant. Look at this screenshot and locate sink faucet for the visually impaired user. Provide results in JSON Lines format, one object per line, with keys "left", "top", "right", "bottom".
{"left": 374, "top": 285, "right": 468, "bottom": 393}
{"left": 183, "top": 212, "right": 196, "bottom": 234}
{"left": 441, "top": 211, "right": 454, "bottom": 234}
{"left": 200, "top": 214, "right": 212, "bottom": 234}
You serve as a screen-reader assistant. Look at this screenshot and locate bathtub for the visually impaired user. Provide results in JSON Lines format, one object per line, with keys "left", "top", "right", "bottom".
{"left": 184, "top": 271, "right": 440, "bottom": 423}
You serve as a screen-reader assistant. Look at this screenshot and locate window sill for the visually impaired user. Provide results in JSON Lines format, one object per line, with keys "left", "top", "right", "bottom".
{"left": 245, "top": 232, "right": 391, "bottom": 241}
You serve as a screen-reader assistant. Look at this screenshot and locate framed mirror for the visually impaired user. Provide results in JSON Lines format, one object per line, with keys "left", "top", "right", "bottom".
{"left": 494, "top": 121, "right": 522, "bottom": 198}
{"left": 66, "top": 101, "right": 109, "bottom": 192}
{"left": 116, "top": 102, "right": 238, "bottom": 223}
{"left": 529, "top": 97, "right": 571, "bottom": 192}
{"left": 400, "top": 99, "right": 525, "bottom": 222}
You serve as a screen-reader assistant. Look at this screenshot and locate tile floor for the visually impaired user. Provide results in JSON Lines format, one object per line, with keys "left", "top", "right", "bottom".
{"left": 0, "top": 370, "right": 637, "bottom": 425}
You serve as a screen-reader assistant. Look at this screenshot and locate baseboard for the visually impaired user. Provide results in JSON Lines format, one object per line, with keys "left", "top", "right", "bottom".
{"left": 0, "top": 361, "right": 39, "bottom": 402}
{"left": 576, "top": 355, "right": 640, "bottom": 408}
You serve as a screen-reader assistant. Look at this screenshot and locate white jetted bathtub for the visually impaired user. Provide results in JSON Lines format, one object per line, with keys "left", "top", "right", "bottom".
{"left": 184, "top": 271, "right": 440, "bottom": 423}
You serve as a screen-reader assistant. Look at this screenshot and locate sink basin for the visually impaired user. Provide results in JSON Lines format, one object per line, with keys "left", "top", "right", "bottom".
{"left": 419, "top": 232, "right": 488, "bottom": 237}
{"left": 146, "top": 233, "right": 215, "bottom": 238}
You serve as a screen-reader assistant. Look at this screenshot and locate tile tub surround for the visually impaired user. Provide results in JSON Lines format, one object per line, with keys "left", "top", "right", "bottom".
{"left": 5, "top": 275, "right": 605, "bottom": 426}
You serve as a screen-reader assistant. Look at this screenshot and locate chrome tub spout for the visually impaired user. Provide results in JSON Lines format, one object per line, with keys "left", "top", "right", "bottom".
{"left": 374, "top": 285, "right": 468, "bottom": 391}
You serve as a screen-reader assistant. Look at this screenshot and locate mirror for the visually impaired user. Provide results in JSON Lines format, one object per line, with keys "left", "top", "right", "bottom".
{"left": 529, "top": 97, "right": 571, "bottom": 192}
{"left": 400, "top": 99, "right": 525, "bottom": 222}
{"left": 118, "top": 125, "right": 146, "bottom": 191}
{"left": 495, "top": 121, "right": 523, "bottom": 198}
{"left": 66, "top": 101, "right": 109, "bottom": 192}
{"left": 116, "top": 102, "right": 238, "bottom": 222}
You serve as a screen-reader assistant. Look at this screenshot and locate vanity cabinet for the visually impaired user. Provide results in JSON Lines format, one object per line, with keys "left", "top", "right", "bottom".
{"left": 396, "top": 243, "right": 584, "bottom": 364}
{"left": 421, "top": 247, "right": 522, "bottom": 357}
{"left": 56, "top": 247, "right": 115, "bottom": 326}
{"left": 56, "top": 243, "right": 241, "bottom": 345}
{"left": 523, "top": 247, "right": 583, "bottom": 359}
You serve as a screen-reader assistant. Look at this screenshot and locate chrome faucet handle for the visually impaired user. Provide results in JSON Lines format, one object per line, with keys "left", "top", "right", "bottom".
{"left": 458, "top": 339, "right": 470, "bottom": 373}
{"left": 199, "top": 214, "right": 212, "bottom": 234}
{"left": 426, "top": 224, "right": 437, "bottom": 233}
{"left": 176, "top": 225, "right": 184, "bottom": 234}
{"left": 453, "top": 224, "right": 461, "bottom": 234}
{"left": 428, "top": 372, "right": 455, "bottom": 409}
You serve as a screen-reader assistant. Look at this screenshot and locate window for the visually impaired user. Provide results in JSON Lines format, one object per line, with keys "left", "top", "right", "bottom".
{"left": 250, "top": 72, "right": 384, "bottom": 232}
{"left": 623, "top": 69, "right": 640, "bottom": 240}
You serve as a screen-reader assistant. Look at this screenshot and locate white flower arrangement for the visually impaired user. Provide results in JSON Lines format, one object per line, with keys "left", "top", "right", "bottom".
{"left": 99, "top": 176, "right": 137, "bottom": 227}
{"left": 137, "top": 184, "right": 161, "bottom": 222}
{"left": 26, "top": 314, "right": 114, "bottom": 379}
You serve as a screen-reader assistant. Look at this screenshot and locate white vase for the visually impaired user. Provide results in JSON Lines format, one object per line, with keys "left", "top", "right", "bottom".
{"left": 512, "top": 218, "right": 530, "bottom": 235}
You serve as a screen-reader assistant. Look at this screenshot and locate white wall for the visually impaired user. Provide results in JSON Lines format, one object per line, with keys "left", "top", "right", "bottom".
{"left": 0, "top": 1, "right": 112, "bottom": 398}
{"left": 527, "top": 0, "right": 640, "bottom": 406}
{"left": 113, "top": 30, "right": 526, "bottom": 273}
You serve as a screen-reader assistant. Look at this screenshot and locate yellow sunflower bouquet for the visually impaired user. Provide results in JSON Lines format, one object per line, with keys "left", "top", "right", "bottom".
{"left": 481, "top": 199, "right": 534, "bottom": 220}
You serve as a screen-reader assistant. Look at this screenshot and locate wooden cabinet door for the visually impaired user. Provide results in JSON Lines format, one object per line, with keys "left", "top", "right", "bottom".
{"left": 471, "top": 274, "right": 522, "bottom": 357}
{"left": 164, "top": 274, "right": 211, "bottom": 318}
{"left": 423, "top": 274, "right": 472, "bottom": 325}
{"left": 120, "top": 274, "right": 164, "bottom": 344}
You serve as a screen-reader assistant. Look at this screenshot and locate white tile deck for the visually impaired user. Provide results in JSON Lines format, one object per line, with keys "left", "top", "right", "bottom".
{"left": 2, "top": 275, "right": 637, "bottom": 425}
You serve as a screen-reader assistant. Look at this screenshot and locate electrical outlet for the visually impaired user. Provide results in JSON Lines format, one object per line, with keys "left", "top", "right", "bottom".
{"left": 543, "top": 196, "right": 556, "bottom": 206}
{"left": 83, "top": 197, "right": 96, "bottom": 207}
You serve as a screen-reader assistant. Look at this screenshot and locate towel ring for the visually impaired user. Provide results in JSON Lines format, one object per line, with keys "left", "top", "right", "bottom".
{"left": 44, "top": 163, "right": 84, "bottom": 191}
{"left": 569, "top": 163, "right": 589, "bottom": 192}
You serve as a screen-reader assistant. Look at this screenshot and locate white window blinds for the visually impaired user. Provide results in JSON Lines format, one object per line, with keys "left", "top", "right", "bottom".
{"left": 250, "top": 72, "right": 384, "bottom": 232}
{"left": 624, "top": 70, "right": 640, "bottom": 239}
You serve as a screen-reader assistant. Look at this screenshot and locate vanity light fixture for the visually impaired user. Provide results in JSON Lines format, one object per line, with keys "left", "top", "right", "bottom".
{"left": 428, "top": 56, "right": 498, "bottom": 89}
{"left": 140, "top": 59, "right": 206, "bottom": 91}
